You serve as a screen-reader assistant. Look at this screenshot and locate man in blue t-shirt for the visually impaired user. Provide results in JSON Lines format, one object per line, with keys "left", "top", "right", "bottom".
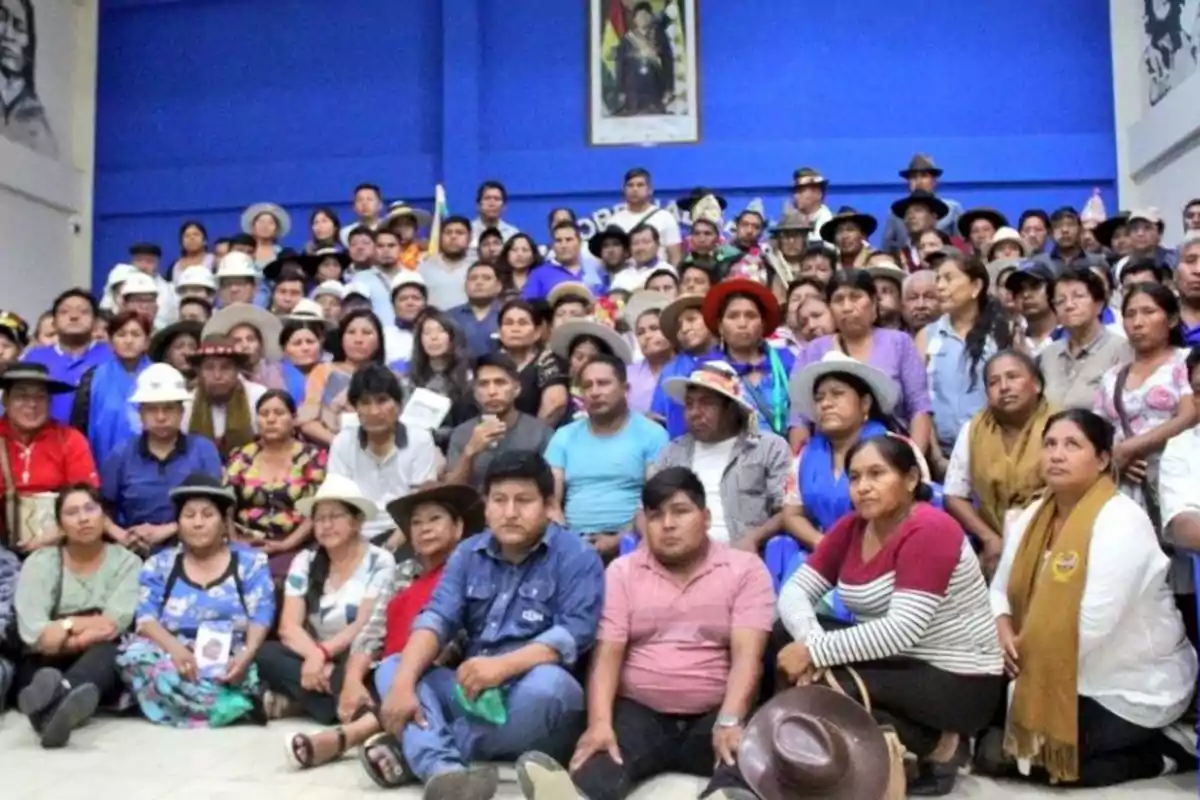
{"left": 545, "top": 354, "right": 668, "bottom": 560}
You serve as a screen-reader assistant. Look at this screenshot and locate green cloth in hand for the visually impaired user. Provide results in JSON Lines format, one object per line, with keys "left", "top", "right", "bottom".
{"left": 453, "top": 684, "right": 508, "bottom": 725}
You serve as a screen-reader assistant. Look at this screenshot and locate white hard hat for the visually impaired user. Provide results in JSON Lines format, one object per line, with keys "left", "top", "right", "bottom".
{"left": 285, "top": 298, "right": 324, "bottom": 322}
{"left": 177, "top": 266, "right": 217, "bottom": 292}
{"left": 129, "top": 363, "right": 192, "bottom": 405}
{"left": 390, "top": 271, "right": 427, "bottom": 294}
{"left": 120, "top": 272, "right": 160, "bottom": 298}
{"left": 313, "top": 281, "right": 347, "bottom": 301}
{"left": 215, "top": 252, "right": 258, "bottom": 281}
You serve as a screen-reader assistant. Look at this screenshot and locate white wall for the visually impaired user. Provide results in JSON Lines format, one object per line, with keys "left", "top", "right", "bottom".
{"left": 1110, "top": 0, "right": 1200, "bottom": 243}
{"left": 0, "top": 0, "right": 96, "bottom": 321}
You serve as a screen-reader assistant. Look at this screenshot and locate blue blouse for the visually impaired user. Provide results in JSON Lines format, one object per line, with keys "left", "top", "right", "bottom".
{"left": 134, "top": 544, "right": 275, "bottom": 650}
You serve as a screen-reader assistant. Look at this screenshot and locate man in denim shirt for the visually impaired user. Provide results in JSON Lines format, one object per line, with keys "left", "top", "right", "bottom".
{"left": 377, "top": 451, "right": 604, "bottom": 799}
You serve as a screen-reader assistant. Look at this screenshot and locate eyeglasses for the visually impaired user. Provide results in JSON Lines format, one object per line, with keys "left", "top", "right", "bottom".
{"left": 312, "top": 511, "right": 351, "bottom": 526}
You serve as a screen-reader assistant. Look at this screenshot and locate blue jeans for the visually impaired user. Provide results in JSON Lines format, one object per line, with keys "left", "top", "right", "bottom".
{"left": 373, "top": 653, "right": 403, "bottom": 700}
{"left": 396, "top": 663, "right": 585, "bottom": 781}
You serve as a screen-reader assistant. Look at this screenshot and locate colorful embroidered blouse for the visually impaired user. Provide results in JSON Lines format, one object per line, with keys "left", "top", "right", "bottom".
{"left": 223, "top": 440, "right": 326, "bottom": 540}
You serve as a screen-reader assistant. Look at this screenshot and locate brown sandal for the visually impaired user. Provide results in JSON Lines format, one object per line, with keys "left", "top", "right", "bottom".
{"left": 285, "top": 726, "right": 347, "bottom": 769}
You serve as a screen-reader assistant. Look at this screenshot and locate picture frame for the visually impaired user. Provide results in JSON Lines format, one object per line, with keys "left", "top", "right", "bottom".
{"left": 588, "top": 0, "right": 700, "bottom": 147}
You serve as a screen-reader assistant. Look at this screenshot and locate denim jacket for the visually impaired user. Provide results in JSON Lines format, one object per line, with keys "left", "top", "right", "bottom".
{"left": 412, "top": 523, "right": 604, "bottom": 667}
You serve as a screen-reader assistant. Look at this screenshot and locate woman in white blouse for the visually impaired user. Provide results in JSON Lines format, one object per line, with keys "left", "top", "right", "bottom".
{"left": 983, "top": 408, "right": 1197, "bottom": 787}
{"left": 253, "top": 475, "right": 394, "bottom": 766}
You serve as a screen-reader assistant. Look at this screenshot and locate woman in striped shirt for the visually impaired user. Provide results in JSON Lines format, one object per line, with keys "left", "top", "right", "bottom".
{"left": 777, "top": 434, "right": 1003, "bottom": 797}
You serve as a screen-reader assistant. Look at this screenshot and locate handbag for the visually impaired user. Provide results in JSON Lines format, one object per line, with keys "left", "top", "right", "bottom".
{"left": 1110, "top": 365, "right": 1166, "bottom": 538}
{"left": 0, "top": 435, "right": 16, "bottom": 548}
{"left": 824, "top": 667, "right": 908, "bottom": 800}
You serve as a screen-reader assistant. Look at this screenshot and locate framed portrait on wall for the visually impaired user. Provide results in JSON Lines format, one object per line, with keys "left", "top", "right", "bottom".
{"left": 589, "top": 0, "right": 700, "bottom": 146}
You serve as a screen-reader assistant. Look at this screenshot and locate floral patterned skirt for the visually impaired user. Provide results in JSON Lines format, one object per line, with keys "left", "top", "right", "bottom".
{"left": 117, "top": 637, "right": 262, "bottom": 728}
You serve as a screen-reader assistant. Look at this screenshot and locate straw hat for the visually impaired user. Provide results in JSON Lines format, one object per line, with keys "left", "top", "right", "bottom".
{"left": 383, "top": 201, "right": 433, "bottom": 229}
{"left": 788, "top": 351, "right": 900, "bottom": 420}
{"left": 622, "top": 289, "right": 672, "bottom": 328}
{"left": 241, "top": 202, "right": 291, "bottom": 238}
{"left": 313, "top": 280, "right": 347, "bottom": 301}
{"left": 296, "top": 474, "right": 379, "bottom": 521}
{"left": 203, "top": 303, "right": 284, "bottom": 362}
{"left": 548, "top": 319, "right": 633, "bottom": 364}
{"left": 547, "top": 281, "right": 595, "bottom": 310}
{"left": 130, "top": 363, "right": 192, "bottom": 405}
{"left": 983, "top": 227, "right": 1030, "bottom": 261}
{"left": 662, "top": 361, "right": 756, "bottom": 427}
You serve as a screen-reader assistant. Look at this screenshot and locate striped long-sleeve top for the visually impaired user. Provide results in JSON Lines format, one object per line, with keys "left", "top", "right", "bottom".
{"left": 778, "top": 503, "right": 1003, "bottom": 676}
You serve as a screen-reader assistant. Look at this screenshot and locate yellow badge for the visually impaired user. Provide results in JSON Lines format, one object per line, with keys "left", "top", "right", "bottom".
{"left": 1050, "top": 550, "right": 1080, "bottom": 583}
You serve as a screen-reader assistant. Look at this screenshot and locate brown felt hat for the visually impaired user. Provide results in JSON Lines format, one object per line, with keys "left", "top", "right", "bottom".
{"left": 739, "top": 686, "right": 891, "bottom": 800}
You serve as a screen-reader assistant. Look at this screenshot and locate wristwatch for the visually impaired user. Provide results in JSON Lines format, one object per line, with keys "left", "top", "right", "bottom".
{"left": 61, "top": 618, "right": 74, "bottom": 633}
{"left": 714, "top": 713, "right": 741, "bottom": 728}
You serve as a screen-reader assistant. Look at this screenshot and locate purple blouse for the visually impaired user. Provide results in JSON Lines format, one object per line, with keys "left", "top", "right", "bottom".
{"left": 794, "top": 329, "right": 932, "bottom": 425}
{"left": 627, "top": 360, "right": 663, "bottom": 416}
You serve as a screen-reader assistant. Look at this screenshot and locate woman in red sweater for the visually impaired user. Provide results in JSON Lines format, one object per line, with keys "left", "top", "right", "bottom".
{"left": 282, "top": 484, "right": 483, "bottom": 783}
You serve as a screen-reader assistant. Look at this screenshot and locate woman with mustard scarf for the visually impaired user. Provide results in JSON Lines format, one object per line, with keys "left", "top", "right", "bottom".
{"left": 943, "top": 350, "right": 1053, "bottom": 578}
{"left": 979, "top": 409, "right": 1196, "bottom": 787}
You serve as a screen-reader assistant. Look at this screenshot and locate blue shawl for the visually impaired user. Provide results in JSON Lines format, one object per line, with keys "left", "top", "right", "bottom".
{"left": 797, "top": 420, "right": 889, "bottom": 531}
{"left": 88, "top": 355, "right": 150, "bottom": 467}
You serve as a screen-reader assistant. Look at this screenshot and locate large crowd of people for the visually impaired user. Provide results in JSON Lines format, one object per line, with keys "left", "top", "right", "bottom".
{"left": 0, "top": 157, "right": 1199, "bottom": 800}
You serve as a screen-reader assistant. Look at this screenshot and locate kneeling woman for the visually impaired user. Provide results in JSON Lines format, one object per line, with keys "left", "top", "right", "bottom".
{"left": 254, "top": 476, "right": 394, "bottom": 729}
{"left": 777, "top": 435, "right": 1004, "bottom": 796}
{"left": 282, "top": 484, "right": 480, "bottom": 785}
{"left": 116, "top": 474, "right": 275, "bottom": 728}
{"left": 983, "top": 409, "right": 1197, "bottom": 787}
{"left": 13, "top": 485, "right": 141, "bottom": 747}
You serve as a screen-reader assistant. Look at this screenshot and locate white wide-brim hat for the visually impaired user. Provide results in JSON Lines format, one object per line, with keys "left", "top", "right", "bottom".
{"left": 284, "top": 298, "right": 325, "bottom": 323}
{"left": 177, "top": 265, "right": 217, "bottom": 292}
{"left": 296, "top": 474, "right": 379, "bottom": 521}
{"left": 241, "top": 202, "right": 292, "bottom": 238}
{"left": 789, "top": 351, "right": 900, "bottom": 420}
{"left": 130, "top": 363, "right": 192, "bottom": 405}
{"left": 203, "top": 302, "right": 284, "bottom": 362}
{"left": 548, "top": 319, "right": 633, "bottom": 364}
{"left": 313, "top": 280, "right": 347, "bottom": 301}
{"left": 623, "top": 289, "right": 672, "bottom": 328}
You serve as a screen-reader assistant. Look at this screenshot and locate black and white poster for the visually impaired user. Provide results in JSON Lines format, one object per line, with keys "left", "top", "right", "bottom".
{"left": 0, "top": 0, "right": 57, "bottom": 158}
{"left": 1142, "top": 0, "right": 1200, "bottom": 106}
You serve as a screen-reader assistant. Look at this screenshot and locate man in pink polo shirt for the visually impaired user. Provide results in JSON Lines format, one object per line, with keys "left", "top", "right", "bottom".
{"left": 514, "top": 467, "right": 773, "bottom": 800}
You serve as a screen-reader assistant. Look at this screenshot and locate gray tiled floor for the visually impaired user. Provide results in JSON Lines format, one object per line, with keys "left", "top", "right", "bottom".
{"left": 0, "top": 715, "right": 1195, "bottom": 798}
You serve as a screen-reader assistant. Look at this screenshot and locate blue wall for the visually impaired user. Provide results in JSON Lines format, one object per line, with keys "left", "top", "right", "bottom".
{"left": 94, "top": 0, "right": 1117, "bottom": 288}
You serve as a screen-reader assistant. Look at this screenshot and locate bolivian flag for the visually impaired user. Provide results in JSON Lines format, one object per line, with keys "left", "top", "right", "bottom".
{"left": 427, "top": 184, "right": 449, "bottom": 257}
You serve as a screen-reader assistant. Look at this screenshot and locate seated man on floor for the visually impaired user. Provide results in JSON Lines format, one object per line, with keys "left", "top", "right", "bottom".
{"left": 515, "top": 467, "right": 772, "bottom": 800}
{"left": 654, "top": 361, "right": 791, "bottom": 550}
{"left": 374, "top": 451, "right": 606, "bottom": 799}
